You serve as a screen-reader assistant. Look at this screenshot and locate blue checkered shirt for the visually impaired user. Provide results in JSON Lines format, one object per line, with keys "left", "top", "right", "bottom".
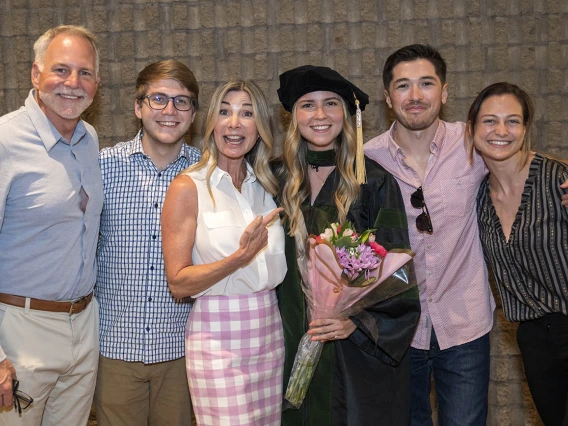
{"left": 96, "top": 131, "right": 201, "bottom": 363}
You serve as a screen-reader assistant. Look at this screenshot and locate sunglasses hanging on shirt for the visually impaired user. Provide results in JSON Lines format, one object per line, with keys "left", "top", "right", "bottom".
{"left": 410, "top": 186, "right": 433, "bottom": 234}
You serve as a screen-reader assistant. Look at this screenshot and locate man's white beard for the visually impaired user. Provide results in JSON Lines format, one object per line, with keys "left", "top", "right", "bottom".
{"left": 38, "top": 88, "right": 92, "bottom": 119}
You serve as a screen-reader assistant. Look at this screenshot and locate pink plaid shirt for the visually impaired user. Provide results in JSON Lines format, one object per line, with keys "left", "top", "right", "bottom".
{"left": 365, "top": 120, "right": 495, "bottom": 350}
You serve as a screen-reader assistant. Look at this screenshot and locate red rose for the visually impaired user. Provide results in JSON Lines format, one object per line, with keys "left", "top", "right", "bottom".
{"left": 369, "top": 241, "right": 388, "bottom": 258}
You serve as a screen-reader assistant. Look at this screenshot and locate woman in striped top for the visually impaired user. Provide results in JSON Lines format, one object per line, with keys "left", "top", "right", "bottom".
{"left": 467, "top": 82, "right": 568, "bottom": 426}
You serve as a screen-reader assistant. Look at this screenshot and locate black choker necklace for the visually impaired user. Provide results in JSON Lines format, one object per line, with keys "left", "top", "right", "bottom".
{"left": 306, "top": 149, "right": 336, "bottom": 172}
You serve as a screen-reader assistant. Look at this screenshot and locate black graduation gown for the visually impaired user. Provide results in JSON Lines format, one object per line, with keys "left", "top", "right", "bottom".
{"left": 277, "top": 157, "right": 421, "bottom": 426}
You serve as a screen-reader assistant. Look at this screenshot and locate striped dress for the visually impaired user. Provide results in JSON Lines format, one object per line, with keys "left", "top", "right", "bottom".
{"left": 477, "top": 153, "right": 568, "bottom": 322}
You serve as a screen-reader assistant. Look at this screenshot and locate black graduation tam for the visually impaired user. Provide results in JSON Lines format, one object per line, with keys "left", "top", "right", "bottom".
{"left": 277, "top": 65, "right": 369, "bottom": 116}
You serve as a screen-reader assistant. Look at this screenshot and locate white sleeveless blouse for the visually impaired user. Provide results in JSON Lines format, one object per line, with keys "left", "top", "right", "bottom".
{"left": 183, "top": 162, "right": 287, "bottom": 297}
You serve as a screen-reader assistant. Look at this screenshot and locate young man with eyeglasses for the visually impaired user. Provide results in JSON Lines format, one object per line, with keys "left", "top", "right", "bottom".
{"left": 94, "top": 60, "right": 200, "bottom": 426}
{"left": 364, "top": 44, "right": 495, "bottom": 426}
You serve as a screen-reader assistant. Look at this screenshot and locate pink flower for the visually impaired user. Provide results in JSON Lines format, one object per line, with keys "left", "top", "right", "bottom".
{"left": 320, "top": 228, "right": 334, "bottom": 241}
{"left": 369, "top": 241, "right": 388, "bottom": 258}
{"left": 284, "top": 224, "right": 416, "bottom": 408}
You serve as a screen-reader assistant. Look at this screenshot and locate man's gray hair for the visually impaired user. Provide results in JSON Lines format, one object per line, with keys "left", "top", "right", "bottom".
{"left": 33, "top": 25, "right": 100, "bottom": 75}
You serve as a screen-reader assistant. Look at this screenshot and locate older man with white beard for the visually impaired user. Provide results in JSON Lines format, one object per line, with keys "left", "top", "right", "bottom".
{"left": 0, "top": 25, "right": 102, "bottom": 425}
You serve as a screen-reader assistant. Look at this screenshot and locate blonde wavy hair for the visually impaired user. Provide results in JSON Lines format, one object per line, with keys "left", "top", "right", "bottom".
{"left": 279, "top": 97, "right": 360, "bottom": 235}
{"left": 185, "top": 79, "right": 278, "bottom": 205}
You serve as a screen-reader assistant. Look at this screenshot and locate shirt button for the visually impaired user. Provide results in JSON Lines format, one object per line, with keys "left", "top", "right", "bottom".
{"left": 158, "top": 173, "right": 162, "bottom": 177}
{"left": 154, "top": 203, "right": 159, "bottom": 208}
{"left": 146, "top": 327, "right": 150, "bottom": 332}
{"left": 152, "top": 235, "right": 157, "bottom": 240}
{"left": 428, "top": 298, "right": 433, "bottom": 302}
{"left": 150, "top": 266, "right": 154, "bottom": 271}
{"left": 427, "top": 244, "right": 432, "bottom": 249}
{"left": 148, "top": 297, "right": 152, "bottom": 302}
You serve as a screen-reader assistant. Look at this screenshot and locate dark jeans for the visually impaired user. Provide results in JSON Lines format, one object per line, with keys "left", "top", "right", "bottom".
{"left": 517, "top": 313, "right": 568, "bottom": 426}
{"left": 410, "top": 329, "right": 490, "bottom": 426}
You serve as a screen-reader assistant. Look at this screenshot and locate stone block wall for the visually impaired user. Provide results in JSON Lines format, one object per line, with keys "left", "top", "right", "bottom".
{"left": 1, "top": 1, "right": 567, "bottom": 424}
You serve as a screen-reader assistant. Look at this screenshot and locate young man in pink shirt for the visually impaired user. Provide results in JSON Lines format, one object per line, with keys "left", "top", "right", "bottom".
{"left": 365, "top": 44, "right": 493, "bottom": 426}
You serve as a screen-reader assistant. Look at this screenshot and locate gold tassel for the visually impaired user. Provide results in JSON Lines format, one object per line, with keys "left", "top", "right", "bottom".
{"left": 354, "top": 95, "right": 366, "bottom": 184}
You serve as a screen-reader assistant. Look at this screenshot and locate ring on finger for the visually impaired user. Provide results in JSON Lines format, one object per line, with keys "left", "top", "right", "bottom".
{"left": 334, "top": 335, "right": 339, "bottom": 340}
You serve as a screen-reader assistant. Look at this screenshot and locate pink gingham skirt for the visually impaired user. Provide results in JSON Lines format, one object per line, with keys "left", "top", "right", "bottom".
{"left": 186, "top": 290, "right": 284, "bottom": 426}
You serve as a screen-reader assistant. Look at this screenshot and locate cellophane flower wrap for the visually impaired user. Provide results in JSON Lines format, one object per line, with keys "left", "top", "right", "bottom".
{"left": 285, "top": 221, "right": 416, "bottom": 408}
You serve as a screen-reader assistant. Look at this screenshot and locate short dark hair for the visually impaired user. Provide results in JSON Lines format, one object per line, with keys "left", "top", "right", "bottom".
{"left": 466, "top": 81, "right": 533, "bottom": 155}
{"left": 382, "top": 44, "right": 447, "bottom": 90}
{"left": 135, "top": 60, "right": 199, "bottom": 108}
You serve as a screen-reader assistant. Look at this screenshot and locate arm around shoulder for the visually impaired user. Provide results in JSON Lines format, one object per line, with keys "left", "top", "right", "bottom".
{"left": 561, "top": 180, "right": 568, "bottom": 208}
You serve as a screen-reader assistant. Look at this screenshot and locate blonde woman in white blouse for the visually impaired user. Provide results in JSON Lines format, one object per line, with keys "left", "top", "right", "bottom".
{"left": 162, "top": 79, "right": 286, "bottom": 426}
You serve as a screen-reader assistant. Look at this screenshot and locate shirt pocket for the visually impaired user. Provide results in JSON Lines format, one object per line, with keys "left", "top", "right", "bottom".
{"left": 261, "top": 209, "right": 285, "bottom": 255}
{"left": 439, "top": 174, "right": 477, "bottom": 217}
{"left": 202, "top": 211, "right": 243, "bottom": 256}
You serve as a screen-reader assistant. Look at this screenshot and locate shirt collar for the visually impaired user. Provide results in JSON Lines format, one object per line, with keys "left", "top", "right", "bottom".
{"left": 25, "top": 89, "right": 87, "bottom": 151}
{"left": 386, "top": 119, "right": 447, "bottom": 160}
{"left": 128, "top": 129, "right": 192, "bottom": 163}
{"left": 128, "top": 130, "right": 146, "bottom": 156}
{"left": 197, "top": 158, "right": 257, "bottom": 188}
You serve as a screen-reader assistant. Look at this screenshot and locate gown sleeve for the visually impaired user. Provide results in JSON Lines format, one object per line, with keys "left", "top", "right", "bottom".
{"left": 346, "top": 157, "right": 421, "bottom": 366}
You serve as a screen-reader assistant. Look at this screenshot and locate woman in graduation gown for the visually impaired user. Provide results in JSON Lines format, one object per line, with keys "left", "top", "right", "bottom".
{"left": 274, "top": 65, "right": 421, "bottom": 426}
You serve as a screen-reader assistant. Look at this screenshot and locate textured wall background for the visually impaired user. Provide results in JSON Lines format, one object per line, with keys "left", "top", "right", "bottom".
{"left": 1, "top": 1, "right": 567, "bottom": 424}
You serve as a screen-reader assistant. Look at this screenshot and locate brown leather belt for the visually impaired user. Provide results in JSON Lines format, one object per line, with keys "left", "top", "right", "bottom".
{"left": 0, "top": 292, "right": 94, "bottom": 315}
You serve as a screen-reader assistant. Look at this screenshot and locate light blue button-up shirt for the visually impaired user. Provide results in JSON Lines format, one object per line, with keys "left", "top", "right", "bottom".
{"left": 0, "top": 89, "right": 103, "bottom": 302}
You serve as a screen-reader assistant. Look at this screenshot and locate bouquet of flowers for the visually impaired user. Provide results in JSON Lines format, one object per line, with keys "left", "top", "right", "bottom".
{"left": 284, "top": 221, "right": 416, "bottom": 408}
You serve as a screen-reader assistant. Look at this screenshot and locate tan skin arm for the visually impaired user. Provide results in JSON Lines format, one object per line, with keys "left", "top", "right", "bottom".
{"left": 162, "top": 174, "right": 282, "bottom": 299}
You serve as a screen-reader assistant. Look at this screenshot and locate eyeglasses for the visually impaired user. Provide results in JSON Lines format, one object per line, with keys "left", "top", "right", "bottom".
{"left": 142, "top": 94, "right": 196, "bottom": 112}
{"left": 410, "top": 186, "right": 433, "bottom": 233}
{"left": 13, "top": 380, "right": 33, "bottom": 414}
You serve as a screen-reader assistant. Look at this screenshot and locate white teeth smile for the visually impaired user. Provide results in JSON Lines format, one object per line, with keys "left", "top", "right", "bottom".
{"left": 312, "top": 125, "right": 331, "bottom": 130}
{"left": 488, "top": 140, "right": 510, "bottom": 145}
{"left": 158, "top": 121, "right": 177, "bottom": 127}
{"left": 225, "top": 135, "right": 244, "bottom": 144}
{"left": 59, "top": 94, "right": 80, "bottom": 100}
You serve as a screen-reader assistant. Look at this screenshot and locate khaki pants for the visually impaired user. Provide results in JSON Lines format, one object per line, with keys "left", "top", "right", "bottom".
{"left": 94, "top": 356, "right": 192, "bottom": 426}
{"left": 0, "top": 299, "right": 99, "bottom": 426}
